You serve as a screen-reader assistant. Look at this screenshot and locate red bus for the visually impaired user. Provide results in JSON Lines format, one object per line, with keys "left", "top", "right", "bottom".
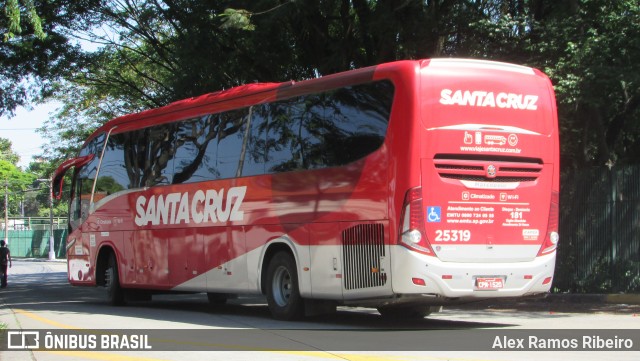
{"left": 53, "top": 59, "right": 559, "bottom": 320}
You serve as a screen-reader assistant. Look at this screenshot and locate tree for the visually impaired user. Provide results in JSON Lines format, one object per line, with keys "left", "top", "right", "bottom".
{"left": 0, "top": 140, "right": 59, "bottom": 217}
{"left": 24, "top": 158, "right": 68, "bottom": 217}
{"left": 0, "top": 159, "right": 34, "bottom": 216}
{"left": 0, "top": 137, "right": 20, "bottom": 165}
{"left": 0, "top": 0, "right": 101, "bottom": 117}
{"left": 5, "top": 0, "right": 637, "bottom": 174}
{"left": 3, "top": 0, "right": 45, "bottom": 41}
{"left": 534, "top": 0, "right": 640, "bottom": 169}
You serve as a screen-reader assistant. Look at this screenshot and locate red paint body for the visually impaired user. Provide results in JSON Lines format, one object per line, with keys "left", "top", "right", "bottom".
{"left": 55, "top": 59, "right": 559, "bottom": 307}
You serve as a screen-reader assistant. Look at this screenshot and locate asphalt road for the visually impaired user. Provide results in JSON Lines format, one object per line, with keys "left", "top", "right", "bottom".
{"left": 0, "top": 259, "right": 638, "bottom": 361}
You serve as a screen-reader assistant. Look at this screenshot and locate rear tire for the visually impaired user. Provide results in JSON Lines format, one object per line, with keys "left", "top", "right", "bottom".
{"left": 265, "top": 252, "right": 304, "bottom": 320}
{"left": 105, "top": 253, "right": 125, "bottom": 306}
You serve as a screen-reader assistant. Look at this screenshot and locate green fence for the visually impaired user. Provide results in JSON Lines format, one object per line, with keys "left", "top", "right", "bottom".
{"left": 5, "top": 229, "right": 68, "bottom": 258}
{"left": 556, "top": 164, "right": 640, "bottom": 293}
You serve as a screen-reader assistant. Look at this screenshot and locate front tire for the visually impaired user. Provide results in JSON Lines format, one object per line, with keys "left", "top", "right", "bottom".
{"left": 265, "top": 252, "right": 304, "bottom": 320}
{"left": 105, "top": 253, "right": 125, "bottom": 306}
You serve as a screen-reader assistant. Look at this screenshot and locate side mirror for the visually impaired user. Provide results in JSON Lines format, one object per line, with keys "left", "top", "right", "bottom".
{"left": 52, "top": 154, "right": 95, "bottom": 199}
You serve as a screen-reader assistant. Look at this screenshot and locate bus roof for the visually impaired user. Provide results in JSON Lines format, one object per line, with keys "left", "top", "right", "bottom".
{"left": 81, "top": 59, "right": 544, "bottom": 148}
{"left": 86, "top": 82, "right": 281, "bottom": 143}
{"left": 83, "top": 62, "right": 382, "bottom": 146}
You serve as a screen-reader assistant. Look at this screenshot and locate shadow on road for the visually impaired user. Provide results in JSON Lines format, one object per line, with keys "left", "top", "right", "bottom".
{"left": 5, "top": 267, "right": 637, "bottom": 331}
{"left": 2, "top": 263, "right": 639, "bottom": 355}
{"left": 0, "top": 270, "right": 524, "bottom": 330}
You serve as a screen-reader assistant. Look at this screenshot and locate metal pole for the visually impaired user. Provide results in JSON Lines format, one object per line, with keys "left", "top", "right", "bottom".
{"left": 3, "top": 180, "right": 7, "bottom": 245}
{"left": 48, "top": 177, "right": 55, "bottom": 260}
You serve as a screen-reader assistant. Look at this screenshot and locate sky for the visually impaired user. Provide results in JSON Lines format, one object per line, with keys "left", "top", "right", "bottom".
{"left": 0, "top": 33, "right": 104, "bottom": 170}
{"left": 0, "top": 101, "right": 60, "bottom": 169}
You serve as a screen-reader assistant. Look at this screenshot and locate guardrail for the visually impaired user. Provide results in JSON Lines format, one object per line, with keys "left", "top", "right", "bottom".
{"left": 1, "top": 217, "right": 67, "bottom": 231}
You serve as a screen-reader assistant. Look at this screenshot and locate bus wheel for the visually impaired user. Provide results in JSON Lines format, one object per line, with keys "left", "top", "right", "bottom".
{"left": 266, "top": 252, "right": 304, "bottom": 320}
{"left": 105, "top": 253, "right": 125, "bottom": 306}
{"left": 377, "top": 305, "right": 432, "bottom": 319}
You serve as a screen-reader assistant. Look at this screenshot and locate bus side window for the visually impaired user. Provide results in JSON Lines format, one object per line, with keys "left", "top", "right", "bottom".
{"left": 144, "top": 124, "right": 176, "bottom": 186}
{"left": 216, "top": 108, "right": 265, "bottom": 178}
{"left": 264, "top": 100, "right": 300, "bottom": 173}
{"left": 98, "top": 125, "right": 176, "bottom": 192}
{"left": 173, "top": 115, "right": 220, "bottom": 184}
{"left": 236, "top": 105, "right": 266, "bottom": 177}
{"left": 69, "top": 174, "right": 94, "bottom": 231}
{"left": 263, "top": 81, "right": 393, "bottom": 173}
{"left": 95, "top": 132, "right": 134, "bottom": 195}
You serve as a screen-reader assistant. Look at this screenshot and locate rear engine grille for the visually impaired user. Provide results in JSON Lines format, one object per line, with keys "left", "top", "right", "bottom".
{"left": 434, "top": 164, "right": 484, "bottom": 171}
{"left": 342, "top": 224, "right": 386, "bottom": 290}
{"left": 434, "top": 155, "right": 543, "bottom": 182}
{"left": 439, "top": 174, "right": 538, "bottom": 182}
{"left": 500, "top": 167, "right": 540, "bottom": 173}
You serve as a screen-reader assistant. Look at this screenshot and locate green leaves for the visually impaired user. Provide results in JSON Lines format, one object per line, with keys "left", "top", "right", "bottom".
{"left": 0, "top": 138, "right": 20, "bottom": 165}
{"left": 0, "top": 0, "right": 638, "bottom": 173}
{"left": 3, "top": 0, "right": 46, "bottom": 41}
{"left": 218, "top": 8, "right": 255, "bottom": 31}
{"left": 536, "top": 0, "right": 640, "bottom": 167}
{"left": 4, "top": 0, "right": 21, "bottom": 40}
{"left": 0, "top": 158, "right": 37, "bottom": 217}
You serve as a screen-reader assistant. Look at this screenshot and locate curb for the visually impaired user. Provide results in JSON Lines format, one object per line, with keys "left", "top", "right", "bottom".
{"left": 547, "top": 293, "right": 640, "bottom": 305}
{"left": 604, "top": 294, "right": 640, "bottom": 305}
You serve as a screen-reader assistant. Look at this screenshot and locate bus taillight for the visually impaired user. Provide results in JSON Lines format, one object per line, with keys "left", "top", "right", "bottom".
{"left": 399, "top": 187, "right": 435, "bottom": 256}
{"left": 538, "top": 191, "right": 559, "bottom": 256}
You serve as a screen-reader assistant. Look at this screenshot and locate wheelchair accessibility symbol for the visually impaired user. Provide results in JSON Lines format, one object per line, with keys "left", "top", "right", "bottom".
{"left": 427, "top": 206, "right": 441, "bottom": 222}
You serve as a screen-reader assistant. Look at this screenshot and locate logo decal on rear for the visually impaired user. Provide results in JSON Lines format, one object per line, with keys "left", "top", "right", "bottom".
{"left": 486, "top": 165, "right": 497, "bottom": 178}
{"left": 440, "top": 89, "right": 538, "bottom": 111}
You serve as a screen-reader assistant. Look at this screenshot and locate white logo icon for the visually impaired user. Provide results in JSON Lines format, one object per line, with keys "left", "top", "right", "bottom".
{"left": 464, "top": 131, "right": 473, "bottom": 144}
{"left": 8, "top": 331, "right": 39, "bottom": 349}
{"left": 508, "top": 134, "right": 519, "bottom": 146}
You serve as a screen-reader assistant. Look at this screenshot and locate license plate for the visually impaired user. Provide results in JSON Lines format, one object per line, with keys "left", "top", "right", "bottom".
{"left": 476, "top": 277, "right": 504, "bottom": 290}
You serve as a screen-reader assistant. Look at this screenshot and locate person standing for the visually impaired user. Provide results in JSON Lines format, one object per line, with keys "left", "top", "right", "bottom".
{"left": 0, "top": 240, "right": 12, "bottom": 288}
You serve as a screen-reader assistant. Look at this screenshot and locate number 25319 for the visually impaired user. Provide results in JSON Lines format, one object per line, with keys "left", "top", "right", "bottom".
{"left": 434, "top": 229, "right": 471, "bottom": 242}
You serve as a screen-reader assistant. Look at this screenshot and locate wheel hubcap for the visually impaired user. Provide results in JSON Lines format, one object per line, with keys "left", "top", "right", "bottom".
{"left": 272, "top": 266, "right": 292, "bottom": 307}
{"left": 105, "top": 267, "right": 113, "bottom": 288}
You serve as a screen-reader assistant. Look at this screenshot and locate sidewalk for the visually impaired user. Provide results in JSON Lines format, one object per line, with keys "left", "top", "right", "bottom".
{"left": 454, "top": 292, "right": 640, "bottom": 315}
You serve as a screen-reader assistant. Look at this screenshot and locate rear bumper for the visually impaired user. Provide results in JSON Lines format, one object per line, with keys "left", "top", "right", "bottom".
{"left": 390, "top": 245, "right": 556, "bottom": 299}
